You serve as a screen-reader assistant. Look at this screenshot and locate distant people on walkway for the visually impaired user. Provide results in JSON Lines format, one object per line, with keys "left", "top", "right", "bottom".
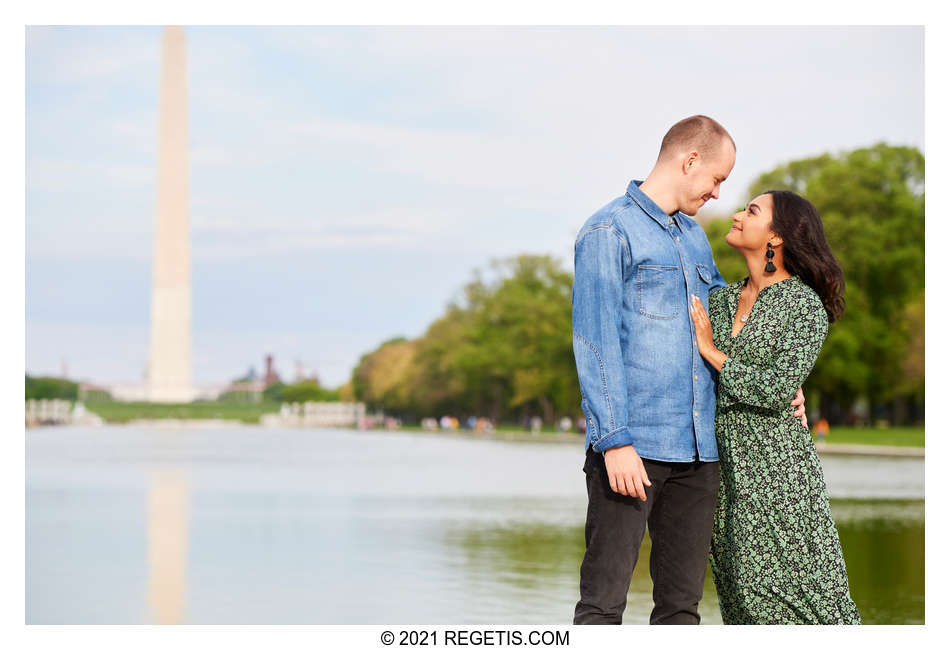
{"left": 529, "top": 416, "right": 543, "bottom": 435}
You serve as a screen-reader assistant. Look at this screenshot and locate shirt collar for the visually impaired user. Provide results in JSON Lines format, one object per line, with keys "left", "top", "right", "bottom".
{"left": 626, "top": 179, "right": 685, "bottom": 230}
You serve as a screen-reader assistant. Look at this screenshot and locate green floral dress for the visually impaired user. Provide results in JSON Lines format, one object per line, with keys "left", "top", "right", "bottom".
{"left": 707, "top": 275, "right": 861, "bottom": 625}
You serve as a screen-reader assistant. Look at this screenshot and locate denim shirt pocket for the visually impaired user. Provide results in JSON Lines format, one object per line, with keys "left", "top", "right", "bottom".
{"left": 637, "top": 264, "right": 680, "bottom": 320}
{"left": 696, "top": 263, "right": 712, "bottom": 285}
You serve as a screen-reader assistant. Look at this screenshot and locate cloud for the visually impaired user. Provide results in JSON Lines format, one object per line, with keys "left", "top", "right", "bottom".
{"left": 27, "top": 159, "right": 155, "bottom": 192}
{"left": 286, "top": 116, "right": 544, "bottom": 190}
{"left": 188, "top": 205, "right": 454, "bottom": 261}
{"left": 112, "top": 112, "right": 159, "bottom": 155}
{"left": 26, "top": 26, "right": 160, "bottom": 86}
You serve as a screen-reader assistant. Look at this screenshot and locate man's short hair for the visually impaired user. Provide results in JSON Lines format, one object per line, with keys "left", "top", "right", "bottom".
{"left": 658, "top": 115, "right": 735, "bottom": 162}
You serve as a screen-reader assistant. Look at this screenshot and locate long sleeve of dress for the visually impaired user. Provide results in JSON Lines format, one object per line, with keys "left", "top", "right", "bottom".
{"left": 718, "top": 292, "right": 829, "bottom": 412}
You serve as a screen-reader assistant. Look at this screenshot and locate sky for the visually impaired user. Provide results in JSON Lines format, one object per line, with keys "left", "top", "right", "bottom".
{"left": 25, "top": 25, "right": 924, "bottom": 389}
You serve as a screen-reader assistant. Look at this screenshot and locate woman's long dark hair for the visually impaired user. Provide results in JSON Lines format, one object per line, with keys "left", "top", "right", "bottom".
{"left": 766, "top": 190, "right": 846, "bottom": 322}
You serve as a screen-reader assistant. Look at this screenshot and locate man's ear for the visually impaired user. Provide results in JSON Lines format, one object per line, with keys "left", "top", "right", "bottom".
{"left": 682, "top": 150, "right": 700, "bottom": 174}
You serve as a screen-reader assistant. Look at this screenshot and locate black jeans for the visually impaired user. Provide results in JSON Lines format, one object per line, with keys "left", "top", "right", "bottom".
{"left": 573, "top": 445, "right": 720, "bottom": 625}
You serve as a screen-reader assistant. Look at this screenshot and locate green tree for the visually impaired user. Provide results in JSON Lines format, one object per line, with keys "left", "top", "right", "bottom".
{"left": 454, "top": 255, "right": 577, "bottom": 423}
{"left": 411, "top": 304, "right": 479, "bottom": 416}
{"left": 262, "top": 381, "right": 285, "bottom": 403}
{"left": 352, "top": 337, "right": 420, "bottom": 414}
{"left": 281, "top": 379, "right": 340, "bottom": 403}
{"left": 25, "top": 375, "right": 78, "bottom": 400}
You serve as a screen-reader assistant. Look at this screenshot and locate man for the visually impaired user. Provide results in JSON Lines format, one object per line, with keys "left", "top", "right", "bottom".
{"left": 571, "top": 115, "right": 806, "bottom": 624}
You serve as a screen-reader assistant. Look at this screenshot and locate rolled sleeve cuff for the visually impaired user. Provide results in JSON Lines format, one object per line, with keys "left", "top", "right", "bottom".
{"left": 592, "top": 426, "right": 635, "bottom": 454}
{"left": 719, "top": 356, "right": 738, "bottom": 390}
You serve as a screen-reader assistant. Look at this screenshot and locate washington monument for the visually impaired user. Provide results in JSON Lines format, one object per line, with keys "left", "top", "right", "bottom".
{"left": 147, "top": 26, "right": 194, "bottom": 402}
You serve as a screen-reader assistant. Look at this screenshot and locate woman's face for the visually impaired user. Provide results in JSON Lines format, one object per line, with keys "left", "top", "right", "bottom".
{"left": 725, "top": 192, "right": 777, "bottom": 251}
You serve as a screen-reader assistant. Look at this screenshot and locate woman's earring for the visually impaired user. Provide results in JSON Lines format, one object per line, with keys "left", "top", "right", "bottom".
{"left": 765, "top": 242, "right": 776, "bottom": 273}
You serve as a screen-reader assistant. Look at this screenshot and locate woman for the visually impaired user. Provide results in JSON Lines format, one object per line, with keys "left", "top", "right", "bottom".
{"left": 688, "top": 190, "right": 861, "bottom": 625}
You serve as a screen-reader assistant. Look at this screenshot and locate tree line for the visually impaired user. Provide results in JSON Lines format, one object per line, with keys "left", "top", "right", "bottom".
{"left": 25, "top": 374, "right": 341, "bottom": 405}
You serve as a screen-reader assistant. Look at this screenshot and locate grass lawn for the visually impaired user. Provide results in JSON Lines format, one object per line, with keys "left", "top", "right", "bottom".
{"left": 814, "top": 426, "right": 924, "bottom": 448}
{"left": 76, "top": 402, "right": 925, "bottom": 448}
{"left": 404, "top": 423, "right": 926, "bottom": 448}
{"left": 83, "top": 400, "right": 281, "bottom": 424}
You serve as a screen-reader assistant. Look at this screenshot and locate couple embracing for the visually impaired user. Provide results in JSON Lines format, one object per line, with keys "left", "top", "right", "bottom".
{"left": 571, "top": 115, "right": 861, "bottom": 625}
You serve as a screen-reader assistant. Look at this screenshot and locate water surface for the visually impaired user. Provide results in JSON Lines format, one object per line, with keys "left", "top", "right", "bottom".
{"left": 26, "top": 425, "right": 924, "bottom": 624}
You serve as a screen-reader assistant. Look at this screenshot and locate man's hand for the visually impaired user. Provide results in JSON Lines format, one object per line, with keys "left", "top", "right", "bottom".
{"left": 603, "top": 444, "right": 652, "bottom": 501}
{"left": 791, "top": 387, "right": 807, "bottom": 429}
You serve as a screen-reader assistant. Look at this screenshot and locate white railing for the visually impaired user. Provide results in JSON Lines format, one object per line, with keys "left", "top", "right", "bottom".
{"left": 25, "top": 399, "right": 104, "bottom": 427}
{"left": 259, "top": 401, "right": 366, "bottom": 428}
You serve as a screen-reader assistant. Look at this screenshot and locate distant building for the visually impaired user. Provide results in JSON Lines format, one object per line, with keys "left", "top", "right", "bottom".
{"left": 219, "top": 354, "right": 282, "bottom": 402}
{"left": 78, "top": 381, "right": 112, "bottom": 401}
{"left": 108, "top": 353, "right": 284, "bottom": 403}
{"left": 293, "top": 359, "right": 321, "bottom": 384}
{"left": 220, "top": 378, "right": 267, "bottom": 403}
{"left": 294, "top": 359, "right": 305, "bottom": 382}
{"left": 264, "top": 354, "right": 281, "bottom": 387}
{"left": 109, "top": 380, "right": 228, "bottom": 402}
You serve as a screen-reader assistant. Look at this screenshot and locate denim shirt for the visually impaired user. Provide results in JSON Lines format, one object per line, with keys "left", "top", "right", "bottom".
{"left": 572, "top": 180, "right": 728, "bottom": 462}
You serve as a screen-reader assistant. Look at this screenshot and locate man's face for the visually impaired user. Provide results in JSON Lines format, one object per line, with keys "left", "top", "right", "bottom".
{"left": 679, "top": 138, "right": 736, "bottom": 216}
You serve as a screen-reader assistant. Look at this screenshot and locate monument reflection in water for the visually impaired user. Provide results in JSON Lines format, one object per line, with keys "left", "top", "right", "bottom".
{"left": 146, "top": 468, "right": 189, "bottom": 624}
